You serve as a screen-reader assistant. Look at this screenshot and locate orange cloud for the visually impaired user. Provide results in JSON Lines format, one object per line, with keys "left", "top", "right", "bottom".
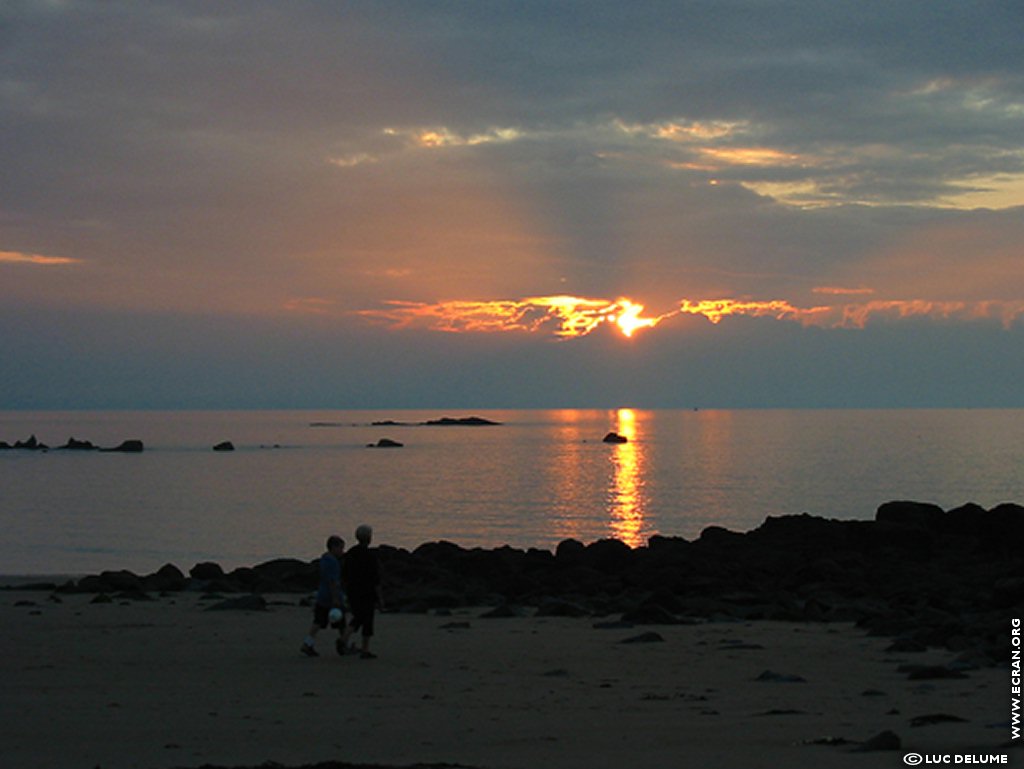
{"left": 812, "top": 286, "right": 876, "bottom": 296}
{"left": 358, "top": 294, "right": 1024, "bottom": 338}
{"left": 283, "top": 297, "right": 334, "bottom": 315}
{"left": 678, "top": 298, "right": 832, "bottom": 325}
{"left": 357, "top": 296, "right": 672, "bottom": 339}
{"left": 0, "top": 250, "right": 81, "bottom": 266}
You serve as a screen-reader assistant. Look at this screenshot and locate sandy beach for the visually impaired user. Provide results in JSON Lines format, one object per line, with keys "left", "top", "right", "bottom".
{"left": 1, "top": 588, "right": 1016, "bottom": 769}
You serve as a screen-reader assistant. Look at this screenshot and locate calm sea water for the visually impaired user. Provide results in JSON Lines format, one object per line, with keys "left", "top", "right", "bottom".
{"left": 1, "top": 409, "right": 1022, "bottom": 575}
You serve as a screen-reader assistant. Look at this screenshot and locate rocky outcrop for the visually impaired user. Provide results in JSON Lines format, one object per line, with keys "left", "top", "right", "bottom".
{"left": 101, "top": 439, "right": 144, "bottom": 453}
{"left": 422, "top": 416, "right": 502, "bottom": 426}
{"left": 369, "top": 416, "right": 503, "bottom": 427}
{"left": 52, "top": 500, "right": 1023, "bottom": 666}
{"left": 58, "top": 437, "right": 98, "bottom": 451}
{"left": 2, "top": 435, "right": 144, "bottom": 452}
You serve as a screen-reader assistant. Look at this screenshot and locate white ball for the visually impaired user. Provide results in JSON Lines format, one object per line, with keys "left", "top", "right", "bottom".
{"left": 328, "top": 608, "right": 343, "bottom": 624}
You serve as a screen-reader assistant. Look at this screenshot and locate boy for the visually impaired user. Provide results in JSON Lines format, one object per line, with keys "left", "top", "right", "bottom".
{"left": 343, "top": 524, "right": 383, "bottom": 659}
{"left": 300, "top": 535, "right": 350, "bottom": 657}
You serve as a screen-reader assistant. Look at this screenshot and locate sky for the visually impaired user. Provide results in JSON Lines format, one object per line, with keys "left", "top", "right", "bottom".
{"left": 2, "top": 0, "right": 1024, "bottom": 409}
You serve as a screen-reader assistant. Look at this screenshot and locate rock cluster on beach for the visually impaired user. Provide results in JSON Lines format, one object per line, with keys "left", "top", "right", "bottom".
{"left": 0, "top": 435, "right": 144, "bottom": 452}
{"left": 35, "top": 500, "right": 1023, "bottom": 667}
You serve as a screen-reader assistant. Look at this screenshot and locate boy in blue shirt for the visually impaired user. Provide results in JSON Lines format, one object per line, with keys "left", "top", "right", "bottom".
{"left": 300, "top": 535, "right": 349, "bottom": 657}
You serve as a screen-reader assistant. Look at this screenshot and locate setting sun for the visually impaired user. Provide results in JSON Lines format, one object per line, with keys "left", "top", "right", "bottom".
{"left": 610, "top": 300, "right": 661, "bottom": 338}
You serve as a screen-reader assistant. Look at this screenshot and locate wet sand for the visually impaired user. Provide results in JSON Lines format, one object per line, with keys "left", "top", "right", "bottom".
{"left": 0, "top": 589, "right": 1014, "bottom": 769}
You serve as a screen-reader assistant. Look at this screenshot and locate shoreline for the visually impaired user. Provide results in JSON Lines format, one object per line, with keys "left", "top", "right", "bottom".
{"left": 4, "top": 501, "right": 1021, "bottom": 768}
{"left": 5, "top": 501, "right": 1020, "bottom": 665}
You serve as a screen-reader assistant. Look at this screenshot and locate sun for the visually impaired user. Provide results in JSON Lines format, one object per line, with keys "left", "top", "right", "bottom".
{"left": 610, "top": 299, "right": 660, "bottom": 338}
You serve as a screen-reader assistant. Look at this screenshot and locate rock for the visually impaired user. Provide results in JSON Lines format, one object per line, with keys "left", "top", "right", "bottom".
{"left": 14, "top": 435, "right": 47, "bottom": 450}
{"left": 479, "top": 603, "right": 521, "bottom": 619}
{"left": 212, "top": 441, "right": 235, "bottom": 452}
{"left": 801, "top": 736, "right": 854, "bottom": 746}
{"left": 189, "top": 562, "right": 226, "bottom": 581}
{"left": 905, "top": 666, "right": 968, "bottom": 680}
{"left": 851, "top": 730, "right": 901, "bottom": 752}
{"left": 755, "top": 670, "right": 807, "bottom": 683}
{"left": 246, "top": 558, "right": 318, "bottom": 592}
{"left": 620, "top": 631, "right": 665, "bottom": 644}
{"left": 886, "top": 638, "right": 927, "bottom": 653}
{"left": 101, "top": 439, "right": 144, "bottom": 453}
{"left": 717, "top": 641, "right": 765, "bottom": 650}
{"left": 602, "top": 431, "right": 628, "bottom": 444}
{"left": 59, "top": 437, "right": 98, "bottom": 450}
{"left": 422, "top": 416, "right": 502, "bottom": 426}
{"left": 204, "top": 595, "right": 268, "bottom": 611}
{"left": 535, "top": 599, "right": 590, "bottom": 617}
{"left": 368, "top": 438, "right": 404, "bottom": 448}
{"left": 98, "top": 570, "right": 144, "bottom": 592}
{"left": 875, "top": 500, "right": 945, "bottom": 528}
{"left": 620, "top": 605, "right": 681, "bottom": 625}
{"left": 115, "top": 589, "right": 154, "bottom": 602}
{"left": 582, "top": 538, "right": 633, "bottom": 571}
{"left": 909, "top": 713, "right": 969, "bottom": 727}
{"left": 554, "top": 539, "right": 586, "bottom": 564}
{"left": 143, "top": 564, "right": 187, "bottom": 592}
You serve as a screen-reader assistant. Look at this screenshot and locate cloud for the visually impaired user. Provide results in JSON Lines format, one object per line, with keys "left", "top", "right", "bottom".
{"left": 357, "top": 296, "right": 671, "bottom": 339}
{"left": 358, "top": 293, "right": 1024, "bottom": 338}
{"left": 0, "top": 250, "right": 80, "bottom": 266}
{"left": 3, "top": 2, "right": 1024, "bottom": 406}
{"left": 383, "top": 125, "right": 523, "bottom": 150}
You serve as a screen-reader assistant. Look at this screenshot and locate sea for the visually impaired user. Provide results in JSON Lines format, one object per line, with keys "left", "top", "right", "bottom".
{"left": 1, "top": 409, "right": 1022, "bottom": 576}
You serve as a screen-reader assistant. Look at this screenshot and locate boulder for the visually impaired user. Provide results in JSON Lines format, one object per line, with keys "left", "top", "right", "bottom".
{"left": 249, "top": 558, "right": 318, "bottom": 591}
{"left": 59, "top": 437, "right": 98, "bottom": 451}
{"left": 620, "top": 605, "right": 681, "bottom": 625}
{"left": 98, "top": 570, "right": 144, "bottom": 592}
{"left": 620, "top": 631, "right": 664, "bottom": 644}
{"left": 212, "top": 441, "right": 235, "bottom": 452}
{"left": 423, "top": 416, "right": 501, "bottom": 426}
{"left": 190, "top": 562, "right": 226, "bottom": 581}
{"left": 602, "top": 431, "right": 628, "bottom": 444}
{"left": 204, "top": 595, "right": 268, "bottom": 612}
{"left": 582, "top": 538, "right": 633, "bottom": 571}
{"left": 14, "top": 435, "right": 47, "bottom": 450}
{"left": 102, "top": 439, "right": 144, "bottom": 453}
{"left": 875, "top": 500, "right": 944, "bottom": 528}
{"left": 851, "top": 730, "right": 901, "bottom": 752}
{"left": 535, "top": 598, "right": 590, "bottom": 618}
{"left": 554, "top": 539, "right": 586, "bottom": 564}
{"left": 368, "top": 438, "right": 404, "bottom": 448}
{"left": 143, "top": 564, "right": 187, "bottom": 592}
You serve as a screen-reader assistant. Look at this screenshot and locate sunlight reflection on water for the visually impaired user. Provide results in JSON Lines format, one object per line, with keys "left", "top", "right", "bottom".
{"left": 2, "top": 408, "right": 1022, "bottom": 573}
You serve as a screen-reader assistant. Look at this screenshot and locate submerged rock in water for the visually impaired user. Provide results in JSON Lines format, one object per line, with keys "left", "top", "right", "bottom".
{"left": 102, "top": 439, "right": 144, "bottom": 453}
{"left": 59, "top": 437, "right": 98, "bottom": 451}
{"left": 423, "top": 416, "right": 502, "bottom": 426}
{"left": 13, "top": 435, "right": 47, "bottom": 450}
